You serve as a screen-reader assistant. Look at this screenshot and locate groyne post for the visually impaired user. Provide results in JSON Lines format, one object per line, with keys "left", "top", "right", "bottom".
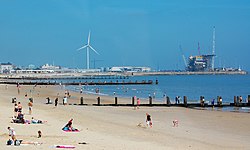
{"left": 80, "top": 97, "right": 84, "bottom": 105}
{"left": 97, "top": 97, "right": 101, "bottom": 106}
{"left": 149, "top": 96, "right": 152, "bottom": 106}
{"left": 237, "top": 96, "right": 240, "bottom": 106}
{"left": 166, "top": 96, "right": 170, "bottom": 106}
{"left": 248, "top": 95, "right": 250, "bottom": 105}
{"left": 132, "top": 97, "right": 135, "bottom": 106}
{"left": 184, "top": 96, "right": 187, "bottom": 107}
{"left": 234, "top": 96, "right": 237, "bottom": 106}
{"left": 217, "top": 96, "right": 219, "bottom": 106}
{"left": 115, "top": 97, "right": 118, "bottom": 105}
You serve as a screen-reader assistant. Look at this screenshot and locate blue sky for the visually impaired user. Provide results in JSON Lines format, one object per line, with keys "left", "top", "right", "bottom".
{"left": 0, "top": 0, "right": 250, "bottom": 70}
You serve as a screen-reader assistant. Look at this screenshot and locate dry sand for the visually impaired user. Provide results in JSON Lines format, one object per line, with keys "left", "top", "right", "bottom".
{"left": 0, "top": 84, "right": 249, "bottom": 150}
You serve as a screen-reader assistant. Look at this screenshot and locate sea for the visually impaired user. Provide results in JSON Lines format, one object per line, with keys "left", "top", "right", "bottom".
{"left": 55, "top": 74, "right": 250, "bottom": 112}
{"left": 64, "top": 74, "right": 250, "bottom": 104}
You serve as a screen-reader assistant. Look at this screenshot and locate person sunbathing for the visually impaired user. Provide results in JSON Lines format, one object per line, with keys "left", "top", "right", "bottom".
{"left": 31, "top": 117, "right": 45, "bottom": 124}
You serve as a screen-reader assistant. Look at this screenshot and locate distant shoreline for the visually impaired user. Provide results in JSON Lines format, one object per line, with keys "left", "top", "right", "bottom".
{"left": 0, "top": 70, "right": 247, "bottom": 79}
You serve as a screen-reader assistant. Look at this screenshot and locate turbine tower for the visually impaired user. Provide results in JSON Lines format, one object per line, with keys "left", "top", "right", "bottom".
{"left": 212, "top": 26, "right": 216, "bottom": 70}
{"left": 77, "top": 31, "right": 99, "bottom": 69}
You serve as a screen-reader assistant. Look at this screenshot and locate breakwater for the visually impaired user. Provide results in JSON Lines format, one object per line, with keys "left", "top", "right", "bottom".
{"left": 58, "top": 95, "right": 250, "bottom": 113}
{"left": 0, "top": 80, "right": 155, "bottom": 85}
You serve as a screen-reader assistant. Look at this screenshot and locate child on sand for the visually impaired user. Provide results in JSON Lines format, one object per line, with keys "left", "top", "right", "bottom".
{"left": 146, "top": 113, "right": 153, "bottom": 128}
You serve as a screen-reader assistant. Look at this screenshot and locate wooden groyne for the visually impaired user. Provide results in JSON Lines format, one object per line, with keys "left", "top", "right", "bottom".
{"left": 0, "top": 75, "right": 129, "bottom": 80}
{"left": 41, "top": 95, "right": 250, "bottom": 113}
{"left": 44, "top": 95, "right": 250, "bottom": 109}
{"left": 0, "top": 80, "right": 154, "bottom": 85}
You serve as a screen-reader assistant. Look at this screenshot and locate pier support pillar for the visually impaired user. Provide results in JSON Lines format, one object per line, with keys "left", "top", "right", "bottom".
{"left": 97, "top": 97, "right": 101, "bottom": 106}
{"left": 149, "top": 96, "right": 152, "bottom": 106}
{"left": 184, "top": 96, "right": 187, "bottom": 107}
{"left": 115, "top": 97, "right": 118, "bottom": 105}
{"left": 166, "top": 96, "right": 171, "bottom": 106}
{"left": 80, "top": 97, "right": 84, "bottom": 105}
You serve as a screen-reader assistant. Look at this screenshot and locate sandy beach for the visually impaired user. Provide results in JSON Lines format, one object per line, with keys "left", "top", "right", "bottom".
{"left": 0, "top": 84, "right": 249, "bottom": 150}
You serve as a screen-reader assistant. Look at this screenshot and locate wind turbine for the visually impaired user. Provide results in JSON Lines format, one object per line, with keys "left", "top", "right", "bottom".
{"left": 77, "top": 31, "right": 100, "bottom": 69}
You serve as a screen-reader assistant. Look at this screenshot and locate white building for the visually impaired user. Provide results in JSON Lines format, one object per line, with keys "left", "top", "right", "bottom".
{"left": 109, "top": 66, "right": 151, "bottom": 72}
{"left": 0, "top": 62, "right": 14, "bottom": 74}
{"left": 41, "top": 63, "right": 60, "bottom": 70}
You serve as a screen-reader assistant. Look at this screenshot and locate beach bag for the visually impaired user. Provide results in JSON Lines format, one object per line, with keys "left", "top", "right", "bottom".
{"left": 14, "top": 140, "right": 22, "bottom": 146}
{"left": 7, "top": 139, "right": 12, "bottom": 145}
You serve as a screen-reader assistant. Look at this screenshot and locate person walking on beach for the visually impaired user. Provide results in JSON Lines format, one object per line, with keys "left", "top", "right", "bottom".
{"left": 146, "top": 113, "right": 152, "bottom": 128}
{"left": 239, "top": 96, "right": 243, "bottom": 103}
{"left": 17, "top": 102, "right": 22, "bottom": 112}
{"left": 55, "top": 97, "right": 58, "bottom": 107}
{"left": 211, "top": 99, "right": 215, "bottom": 108}
{"left": 28, "top": 100, "right": 33, "bottom": 115}
{"left": 63, "top": 96, "right": 67, "bottom": 105}
{"left": 137, "top": 98, "right": 140, "bottom": 109}
{"left": 7, "top": 127, "right": 16, "bottom": 143}
{"left": 14, "top": 103, "right": 18, "bottom": 117}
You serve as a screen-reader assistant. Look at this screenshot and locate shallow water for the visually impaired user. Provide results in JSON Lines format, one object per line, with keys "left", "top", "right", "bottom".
{"left": 66, "top": 74, "right": 250, "bottom": 104}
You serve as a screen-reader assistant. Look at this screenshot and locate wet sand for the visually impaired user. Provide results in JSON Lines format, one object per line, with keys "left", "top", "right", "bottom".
{"left": 0, "top": 84, "right": 249, "bottom": 150}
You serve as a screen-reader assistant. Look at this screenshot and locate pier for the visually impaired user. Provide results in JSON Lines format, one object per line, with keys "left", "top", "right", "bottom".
{"left": 0, "top": 80, "right": 154, "bottom": 85}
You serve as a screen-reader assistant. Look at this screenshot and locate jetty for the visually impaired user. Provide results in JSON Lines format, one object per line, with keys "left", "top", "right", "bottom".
{"left": 0, "top": 80, "right": 154, "bottom": 85}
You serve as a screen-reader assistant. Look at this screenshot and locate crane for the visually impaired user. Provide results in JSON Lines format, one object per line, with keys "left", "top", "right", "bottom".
{"left": 91, "top": 59, "right": 103, "bottom": 69}
{"left": 179, "top": 45, "right": 187, "bottom": 68}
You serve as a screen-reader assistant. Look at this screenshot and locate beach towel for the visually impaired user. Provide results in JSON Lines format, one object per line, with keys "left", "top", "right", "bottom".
{"left": 55, "top": 145, "right": 75, "bottom": 148}
{"left": 62, "top": 127, "right": 79, "bottom": 132}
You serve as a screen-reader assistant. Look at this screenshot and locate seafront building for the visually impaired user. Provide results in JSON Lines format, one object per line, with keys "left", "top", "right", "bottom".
{"left": 109, "top": 66, "right": 151, "bottom": 72}
{"left": 0, "top": 62, "right": 151, "bottom": 75}
{"left": 0, "top": 62, "right": 246, "bottom": 76}
{"left": 0, "top": 62, "right": 14, "bottom": 74}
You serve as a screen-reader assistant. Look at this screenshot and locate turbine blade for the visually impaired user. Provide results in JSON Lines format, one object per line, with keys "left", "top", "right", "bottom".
{"left": 77, "top": 45, "right": 88, "bottom": 51}
{"left": 89, "top": 45, "right": 100, "bottom": 55}
{"left": 88, "top": 31, "right": 91, "bottom": 45}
